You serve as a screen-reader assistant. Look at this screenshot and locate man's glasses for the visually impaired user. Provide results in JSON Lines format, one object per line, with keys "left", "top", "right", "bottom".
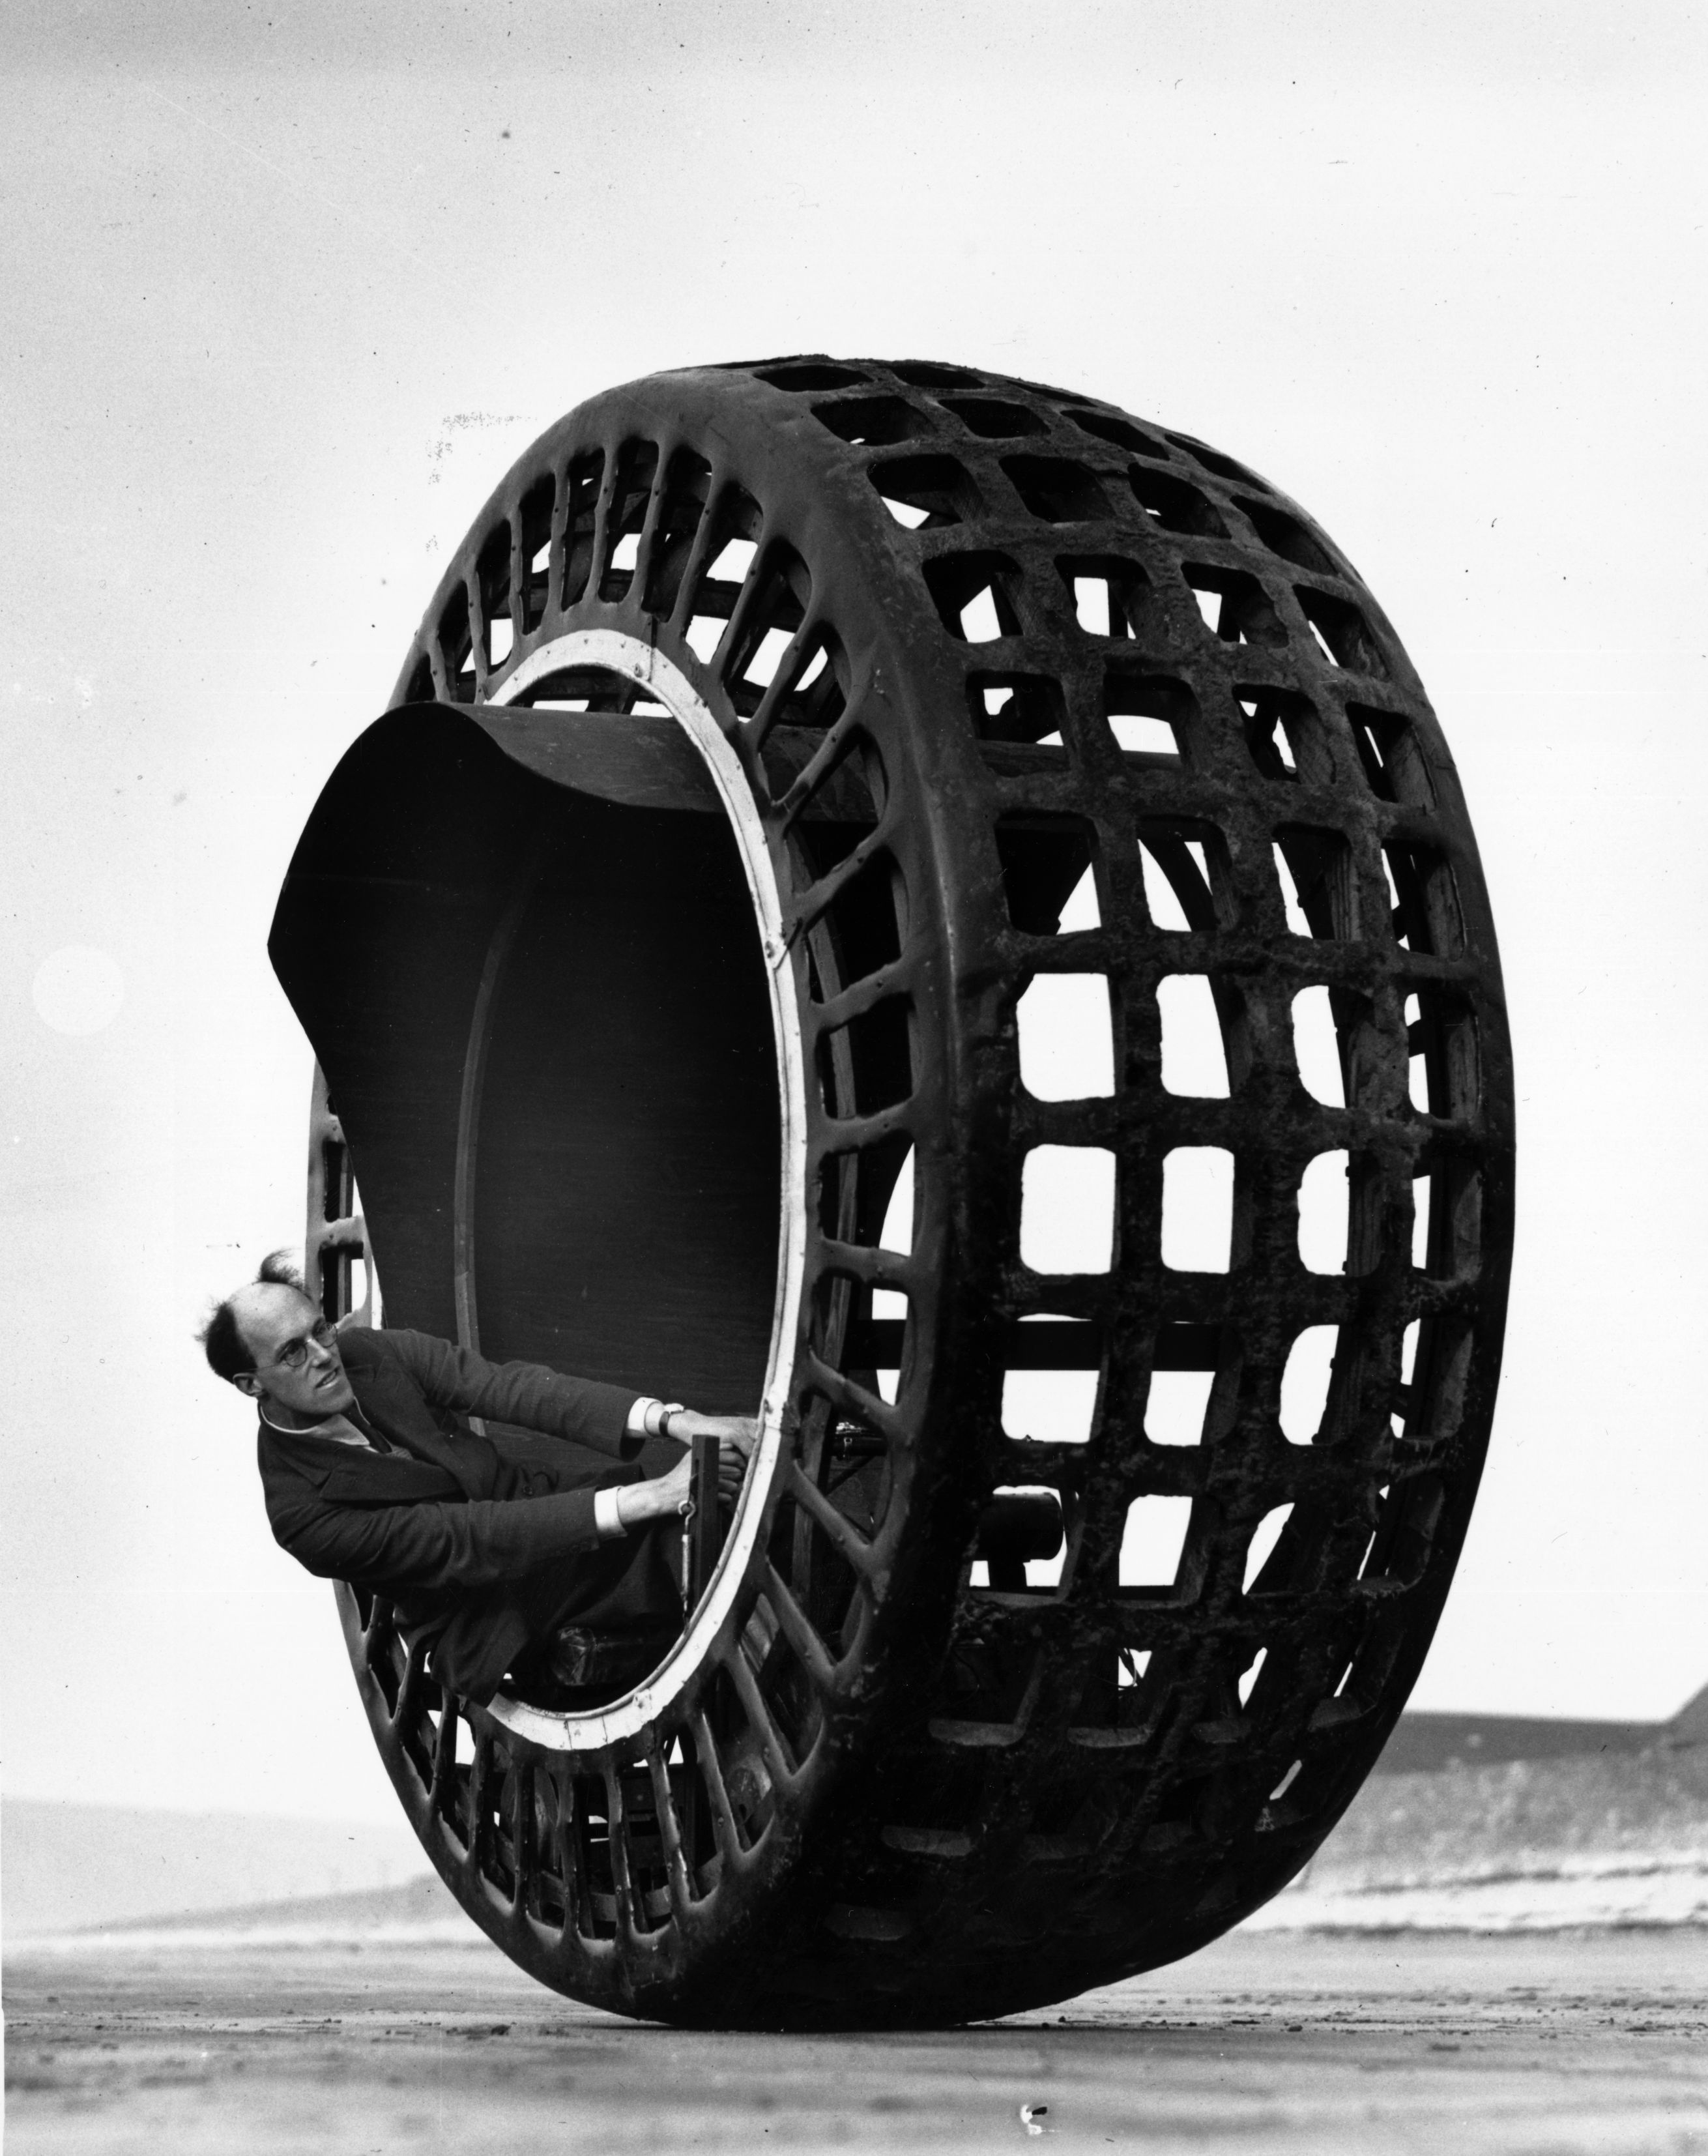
{"left": 265, "top": 1318, "right": 340, "bottom": 1373}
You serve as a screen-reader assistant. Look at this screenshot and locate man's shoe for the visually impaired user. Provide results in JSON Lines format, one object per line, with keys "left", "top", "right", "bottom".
{"left": 542, "top": 1623, "right": 678, "bottom": 1691}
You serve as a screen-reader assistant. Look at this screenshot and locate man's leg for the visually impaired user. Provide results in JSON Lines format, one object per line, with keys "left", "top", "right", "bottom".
{"left": 510, "top": 1520, "right": 685, "bottom": 1693}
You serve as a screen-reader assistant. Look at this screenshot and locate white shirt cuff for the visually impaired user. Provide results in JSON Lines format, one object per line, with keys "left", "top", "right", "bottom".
{"left": 625, "top": 1396, "right": 686, "bottom": 1440}
{"left": 594, "top": 1487, "right": 628, "bottom": 1539}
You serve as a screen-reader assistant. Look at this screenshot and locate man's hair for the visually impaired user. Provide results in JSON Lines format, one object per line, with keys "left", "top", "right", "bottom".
{"left": 198, "top": 1249, "right": 310, "bottom": 1382}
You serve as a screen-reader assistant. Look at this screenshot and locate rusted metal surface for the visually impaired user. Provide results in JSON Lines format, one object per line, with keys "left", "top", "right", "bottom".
{"left": 284, "top": 357, "right": 1513, "bottom": 2028}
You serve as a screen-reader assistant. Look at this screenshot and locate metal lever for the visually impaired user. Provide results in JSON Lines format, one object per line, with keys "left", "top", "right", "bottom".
{"left": 684, "top": 1432, "right": 724, "bottom": 1614}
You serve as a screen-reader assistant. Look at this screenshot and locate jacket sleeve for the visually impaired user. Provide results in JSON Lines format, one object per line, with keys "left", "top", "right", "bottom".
{"left": 380, "top": 1329, "right": 642, "bottom": 1459}
{"left": 268, "top": 1481, "right": 611, "bottom": 1597}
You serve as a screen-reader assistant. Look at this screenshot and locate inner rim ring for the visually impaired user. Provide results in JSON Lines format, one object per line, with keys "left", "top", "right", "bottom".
{"left": 480, "top": 630, "right": 808, "bottom": 1752}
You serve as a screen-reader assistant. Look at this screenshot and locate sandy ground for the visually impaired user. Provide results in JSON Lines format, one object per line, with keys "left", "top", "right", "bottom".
{"left": 6, "top": 1930, "right": 1706, "bottom": 2155}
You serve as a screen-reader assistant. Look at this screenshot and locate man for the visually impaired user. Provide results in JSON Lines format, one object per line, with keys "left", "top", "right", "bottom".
{"left": 201, "top": 1252, "right": 754, "bottom": 1704}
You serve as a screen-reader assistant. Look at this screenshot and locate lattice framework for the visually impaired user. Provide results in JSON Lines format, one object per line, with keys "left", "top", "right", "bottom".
{"left": 298, "top": 355, "right": 1511, "bottom": 2027}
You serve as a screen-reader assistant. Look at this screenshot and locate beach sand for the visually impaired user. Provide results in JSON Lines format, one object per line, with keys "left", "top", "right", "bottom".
{"left": 7, "top": 1927, "right": 1705, "bottom": 2154}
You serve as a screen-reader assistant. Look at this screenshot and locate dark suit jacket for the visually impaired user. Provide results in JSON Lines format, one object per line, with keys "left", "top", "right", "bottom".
{"left": 258, "top": 1328, "right": 680, "bottom": 1700}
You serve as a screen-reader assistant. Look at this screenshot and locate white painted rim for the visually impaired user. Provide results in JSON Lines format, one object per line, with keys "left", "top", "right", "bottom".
{"left": 483, "top": 631, "right": 807, "bottom": 1752}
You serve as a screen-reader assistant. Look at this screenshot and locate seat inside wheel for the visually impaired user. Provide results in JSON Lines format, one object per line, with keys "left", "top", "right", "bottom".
{"left": 271, "top": 701, "right": 785, "bottom": 1405}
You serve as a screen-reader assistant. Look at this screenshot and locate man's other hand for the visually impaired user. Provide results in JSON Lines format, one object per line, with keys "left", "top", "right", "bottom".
{"left": 667, "top": 1411, "right": 757, "bottom": 1503}
{"left": 616, "top": 1414, "right": 757, "bottom": 1526}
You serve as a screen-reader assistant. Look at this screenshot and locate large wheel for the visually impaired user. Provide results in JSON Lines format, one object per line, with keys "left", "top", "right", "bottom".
{"left": 274, "top": 357, "right": 1513, "bottom": 2028}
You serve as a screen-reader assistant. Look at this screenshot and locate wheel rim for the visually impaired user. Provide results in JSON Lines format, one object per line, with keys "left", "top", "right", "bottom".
{"left": 479, "top": 630, "right": 808, "bottom": 1752}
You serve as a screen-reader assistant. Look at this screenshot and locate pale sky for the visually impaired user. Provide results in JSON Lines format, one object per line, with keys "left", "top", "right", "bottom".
{"left": 4, "top": 1, "right": 1705, "bottom": 1824}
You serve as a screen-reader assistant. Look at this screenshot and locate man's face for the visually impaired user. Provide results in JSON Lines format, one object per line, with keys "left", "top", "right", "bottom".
{"left": 230, "top": 1283, "right": 356, "bottom": 1423}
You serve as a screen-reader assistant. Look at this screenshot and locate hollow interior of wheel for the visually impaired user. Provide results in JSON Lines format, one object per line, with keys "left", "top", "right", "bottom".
{"left": 270, "top": 700, "right": 780, "bottom": 1405}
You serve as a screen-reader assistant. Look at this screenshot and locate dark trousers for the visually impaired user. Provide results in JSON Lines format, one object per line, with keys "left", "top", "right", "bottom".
{"left": 503, "top": 1515, "right": 684, "bottom": 1692}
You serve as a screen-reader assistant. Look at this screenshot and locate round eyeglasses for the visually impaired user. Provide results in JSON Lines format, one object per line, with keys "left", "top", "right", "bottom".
{"left": 264, "top": 1317, "right": 340, "bottom": 1373}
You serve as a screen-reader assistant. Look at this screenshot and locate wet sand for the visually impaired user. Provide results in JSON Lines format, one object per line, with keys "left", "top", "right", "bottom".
{"left": 7, "top": 1929, "right": 1705, "bottom": 2153}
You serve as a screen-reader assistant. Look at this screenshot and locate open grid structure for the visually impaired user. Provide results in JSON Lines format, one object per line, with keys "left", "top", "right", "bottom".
{"left": 278, "top": 358, "right": 1513, "bottom": 2027}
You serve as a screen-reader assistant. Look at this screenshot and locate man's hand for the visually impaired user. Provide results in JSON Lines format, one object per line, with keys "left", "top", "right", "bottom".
{"left": 615, "top": 1414, "right": 758, "bottom": 1528}
{"left": 669, "top": 1411, "right": 757, "bottom": 1502}
{"left": 616, "top": 1451, "right": 692, "bottom": 1528}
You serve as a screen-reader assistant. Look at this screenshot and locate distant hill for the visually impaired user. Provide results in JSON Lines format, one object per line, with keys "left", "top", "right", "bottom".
{"left": 86, "top": 1869, "right": 464, "bottom": 1940}
{"left": 7, "top": 1681, "right": 1704, "bottom": 1942}
{"left": 1255, "top": 1736, "right": 1708, "bottom": 1931}
{"left": 1372, "top": 1680, "right": 1708, "bottom": 1774}
{"left": 17, "top": 1747, "right": 1708, "bottom": 1948}
{"left": 2, "top": 1797, "right": 429, "bottom": 1941}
